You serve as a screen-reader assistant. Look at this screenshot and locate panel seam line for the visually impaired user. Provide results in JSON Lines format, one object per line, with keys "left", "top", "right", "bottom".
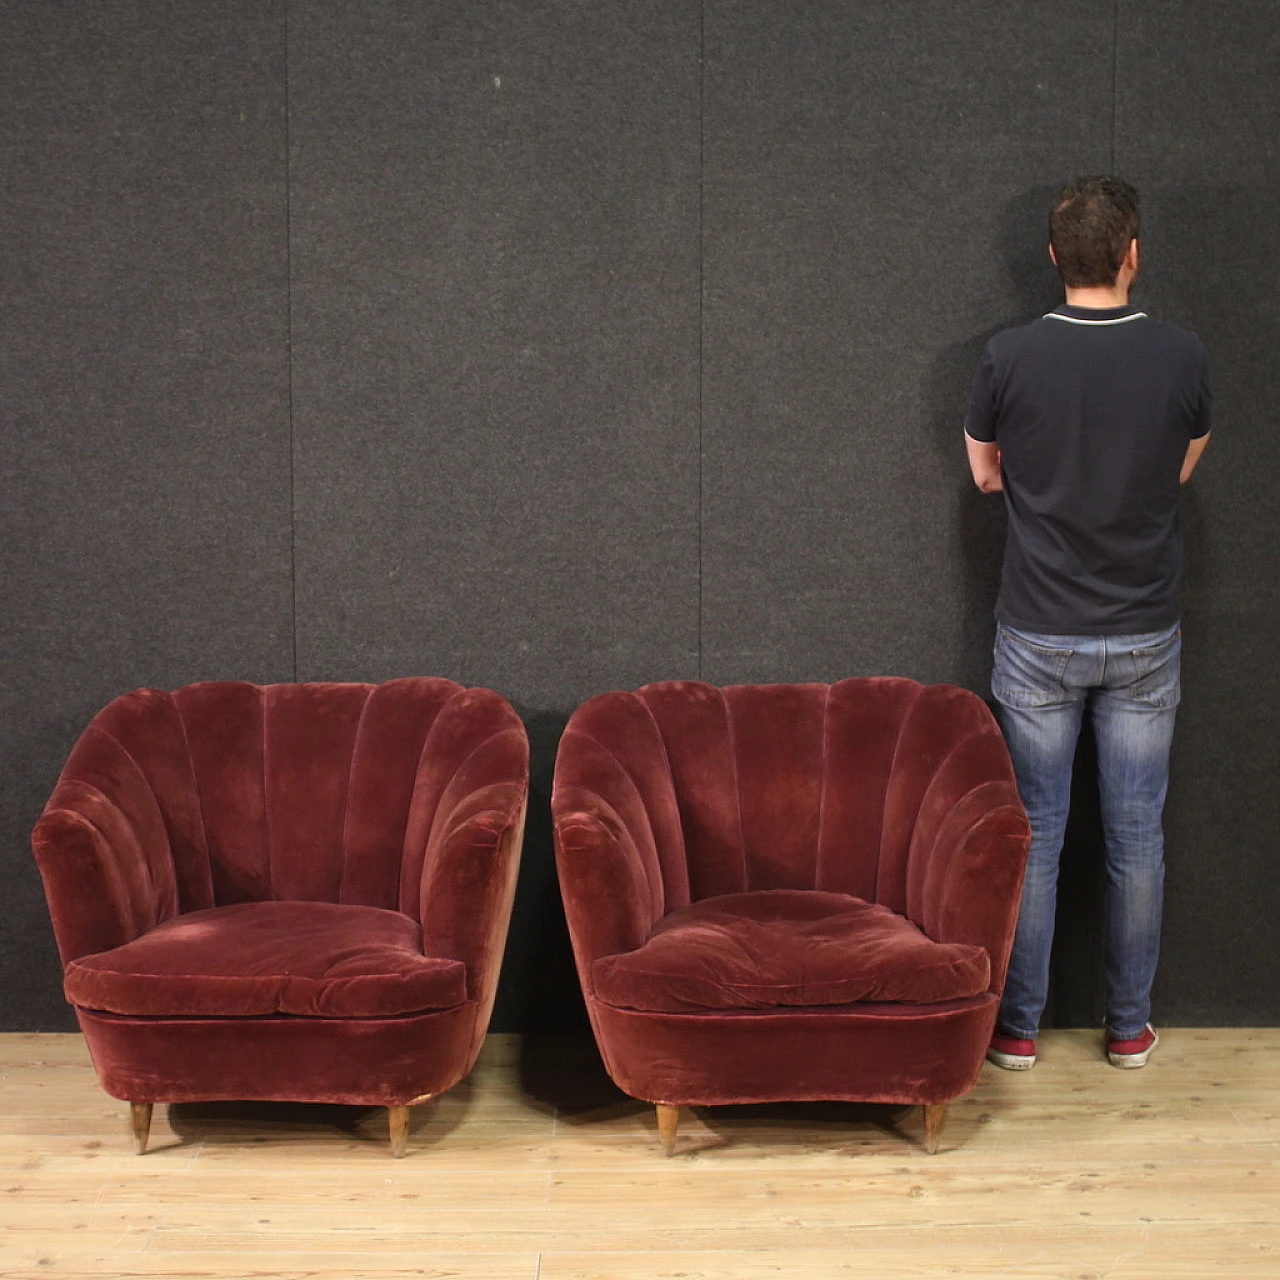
{"left": 285, "top": 0, "right": 298, "bottom": 681}
{"left": 696, "top": 0, "right": 705, "bottom": 681}
{"left": 1110, "top": 0, "right": 1118, "bottom": 172}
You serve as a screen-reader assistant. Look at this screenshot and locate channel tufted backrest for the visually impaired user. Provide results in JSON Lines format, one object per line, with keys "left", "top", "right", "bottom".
{"left": 58, "top": 678, "right": 481, "bottom": 921}
{"left": 625, "top": 678, "right": 1013, "bottom": 918}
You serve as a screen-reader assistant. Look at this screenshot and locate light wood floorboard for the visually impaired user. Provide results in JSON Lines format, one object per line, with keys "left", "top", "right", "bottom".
{"left": 0, "top": 1029, "right": 1275, "bottom": 1278}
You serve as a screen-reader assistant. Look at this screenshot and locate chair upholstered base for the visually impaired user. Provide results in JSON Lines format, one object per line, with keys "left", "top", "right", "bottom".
{"left": 76, "top": 1002, "right": 483, "bottom": 1108}
{"left": 589, "top": 995, "right": 1000, "bottom": 1109}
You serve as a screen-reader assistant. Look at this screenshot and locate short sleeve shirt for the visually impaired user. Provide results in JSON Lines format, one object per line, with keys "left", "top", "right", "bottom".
{"left": 965, "top": 304, "right": 1211, "bottom": 635}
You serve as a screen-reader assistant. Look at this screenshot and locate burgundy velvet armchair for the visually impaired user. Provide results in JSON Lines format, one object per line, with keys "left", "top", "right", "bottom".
{"left": 32, "top": 678, "right": 528, "bottom": 1157}
{"left": 552, "top": 678, "right": 1030, "bottom": 1154}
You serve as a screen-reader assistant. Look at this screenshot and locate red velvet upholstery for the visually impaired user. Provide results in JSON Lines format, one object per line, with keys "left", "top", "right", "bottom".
{"left": 33, "top": 679, "right": 528, "bottom": 1114}
{"left": 553, "top": 678, "right": 1030, "bottom": 1111}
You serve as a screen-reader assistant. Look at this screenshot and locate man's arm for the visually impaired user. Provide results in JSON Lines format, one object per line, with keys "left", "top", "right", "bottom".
{"left": 965, "top": 433, "right": 1003, "bottom": 494}
{"left": 1180, "top": 433, "right": 1210, "bottom": 484}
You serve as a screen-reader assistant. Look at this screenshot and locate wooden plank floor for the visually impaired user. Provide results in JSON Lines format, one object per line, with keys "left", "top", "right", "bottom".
{"left": 0, "top": 1029, "right": 1276, "bottom": 1279}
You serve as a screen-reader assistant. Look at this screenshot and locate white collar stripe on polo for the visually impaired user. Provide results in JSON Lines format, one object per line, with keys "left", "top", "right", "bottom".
{"left": 1044, "top": 311, "right": 1148, "bottom": 326}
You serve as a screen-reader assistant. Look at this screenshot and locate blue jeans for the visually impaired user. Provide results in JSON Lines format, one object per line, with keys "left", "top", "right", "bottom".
{"left": 992, "top": 621, "right": 1181, "bottom": 1041}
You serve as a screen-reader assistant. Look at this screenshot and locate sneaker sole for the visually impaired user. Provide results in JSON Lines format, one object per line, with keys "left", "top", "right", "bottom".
{"left": 986, "top": 1049, "right": 1036, "bottom": 1071}
{"left": 1108, "top": 1028, "right": 1159, "bottom": 1069}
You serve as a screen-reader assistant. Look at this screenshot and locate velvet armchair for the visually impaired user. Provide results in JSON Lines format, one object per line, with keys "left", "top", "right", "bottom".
{"left": 552, "top": 678, "right": 1030, "bottom": 1154}
{"left": 32, "top": 678, "right": 528, "bottom": 1157}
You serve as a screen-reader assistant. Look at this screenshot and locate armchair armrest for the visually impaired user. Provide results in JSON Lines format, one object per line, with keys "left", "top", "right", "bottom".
{"left": 32, "top": 778, "right": 177, "bottom": 967}
{"left": 417, "top": 725, "right": 529, "bottom": 1007}
{"left": 553, "top": 794, "right": 655, "bottom": 997}
{"left": 551, "top": 702, "right": 679, "bottom": 1000}
{"left": 910, "top": 758, "right": 1031, "bottom": 994}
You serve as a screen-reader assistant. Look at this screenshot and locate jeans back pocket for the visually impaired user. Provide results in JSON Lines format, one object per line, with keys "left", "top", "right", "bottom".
{"left": 1127, "top": 627, "right": 1182, "bottom": 708}
{"left": 992, "top": 627, "right": 1076, "bottom": 709}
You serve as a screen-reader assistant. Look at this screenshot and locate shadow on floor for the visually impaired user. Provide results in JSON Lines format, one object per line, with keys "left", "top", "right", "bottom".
{"left": 517, "top": 1031, "right": 926, "bottom": 1151}
{"left": 167, "top": 1079, "right": 472, "bottom": 1151}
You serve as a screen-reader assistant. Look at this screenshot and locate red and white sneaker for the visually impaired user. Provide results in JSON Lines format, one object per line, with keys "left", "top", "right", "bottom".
{"left": 986, "top": 1032, "right": 1037, "bottom": 1071}
{"left": 1107, "top": 1024, "right": 1159, "bottom": 1069}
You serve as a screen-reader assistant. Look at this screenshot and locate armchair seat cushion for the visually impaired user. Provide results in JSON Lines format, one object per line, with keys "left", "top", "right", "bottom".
{"left": 591, "top": 890, "right": 990, "bottom": 1013}
{"left": 64, "top": 902, "right": 467, "bottom": 1019}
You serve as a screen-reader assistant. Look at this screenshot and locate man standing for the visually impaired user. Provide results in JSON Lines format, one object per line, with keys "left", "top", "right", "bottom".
{"left": 964, "top": 176, "right": 1211, "bottom": 1071}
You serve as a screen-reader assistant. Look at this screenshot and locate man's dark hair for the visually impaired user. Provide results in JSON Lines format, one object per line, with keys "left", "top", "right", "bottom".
{"left": 1049, "top": 176, "right": 1140, "bottom": 288}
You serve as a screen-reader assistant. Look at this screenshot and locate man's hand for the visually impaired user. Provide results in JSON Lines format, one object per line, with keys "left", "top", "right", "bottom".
{"left": 965, "top": 434, "right": 1003, "bottom": 493}
{"left": 1181, "top": 433, "right": 1210, "bottom": 484}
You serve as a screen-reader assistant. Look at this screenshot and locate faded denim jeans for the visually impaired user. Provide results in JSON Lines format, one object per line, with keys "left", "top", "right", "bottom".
{"left": 992, "top": 620, "right": 1181, "bottom": 1041}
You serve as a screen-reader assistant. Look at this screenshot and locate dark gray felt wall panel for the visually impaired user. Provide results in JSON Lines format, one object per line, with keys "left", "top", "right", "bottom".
{"left": 285, "top": 1, "right": 700, "bottom": 1028}
{"left": 0, "top": 3, "right": 293, "bottom": 1029}
{"left": 287, "top": 1, "right": 701, "bottom": 705}
{"left": 1115, "top": 1, "right": 1280, "bottom": 1026}
{"left": 700, "top": 0, "right": 1113, "bottom": 691}
{"left": 696, "top": 0, "right": 1120, "bottom": 1032}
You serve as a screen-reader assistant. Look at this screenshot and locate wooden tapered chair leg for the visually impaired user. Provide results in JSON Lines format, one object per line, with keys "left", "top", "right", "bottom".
{"left": 130, "top": 1102, "right": 153, "bottom": 1155}
{"left": 388, "top": 1105, "right": 411, "bottom": 1158}
{"left": 656, "top": 1103, "right": 680, "bottom": 1156}
{"left": 923, "top": 1102, "right": 948, "bottom": 1155}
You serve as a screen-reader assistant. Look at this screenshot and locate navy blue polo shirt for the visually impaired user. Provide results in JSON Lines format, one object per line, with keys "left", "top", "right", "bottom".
{"left": 965, "top": 304, "right": 1212, "bottom": 635}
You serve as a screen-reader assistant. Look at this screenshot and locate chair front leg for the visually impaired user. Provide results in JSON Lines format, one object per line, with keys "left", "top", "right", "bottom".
{"left": 656, "top": 1103, "right": 680, "bottom": 1155}
{"left": 130, "top": 1102, "right": 153, "bottom": 1155}
{"left": 388, "top": 1105, "right": 411, "bottom": 1158}
{"left": 923, "top": 1102, "right": 948, "bottom": 1154}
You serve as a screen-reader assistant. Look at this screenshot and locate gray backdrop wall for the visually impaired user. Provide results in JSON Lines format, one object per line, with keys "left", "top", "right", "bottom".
{"left": 3, "top": 1, "right": 1276, "bottom": 1033}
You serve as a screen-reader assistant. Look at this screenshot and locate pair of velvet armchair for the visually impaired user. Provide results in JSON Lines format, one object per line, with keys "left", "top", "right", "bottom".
{"left": 35, "top": 674, "right": 1027, "bottom": 1158}
{"left": 32, "top": 679, "right": 528, "bottom": 1157}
